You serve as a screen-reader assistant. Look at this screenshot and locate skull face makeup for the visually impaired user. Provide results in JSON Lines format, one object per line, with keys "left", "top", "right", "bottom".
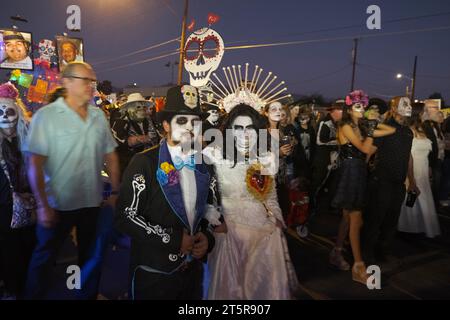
{"left": 352, "top": 103, "right": 365, "bottom": 115}
{"left": 232, "top": 116, "right": 258, "bottom": 155}
{"left": 38, "top": 39, "right": 56, "bottom": 62}
{"left": 180, "top": 85, "right": 198, "bottom": 109}
{"left": 0, "top": 100, "right": 19, "bottom": 129}
{"left": 268, "top": 102, "right": 282, "bottom": 122}
{"left": 169, "top": 114, "right": 201, "bottom": 149}
{"left": 127, "top": 102, "right": 148, "bottom": 122}
{"left": 184, "top": 28, "right": 225, "bottom": 87}
{"left": 299, "top": 114, "right": 310, "bottom": 125}
{"left": 207, "top": 109, "right": 220, "bottom": 124}
{"left": 397, "top": 97, "right": 412, "bottom": 117}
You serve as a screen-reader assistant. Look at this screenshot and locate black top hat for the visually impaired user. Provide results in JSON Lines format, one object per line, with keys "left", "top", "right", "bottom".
{"left": 159, "top": 85, "right": 207, "bottom": 121}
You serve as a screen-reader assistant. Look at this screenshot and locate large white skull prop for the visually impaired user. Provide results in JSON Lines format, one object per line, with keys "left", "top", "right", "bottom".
{"left": 184, "top": 27, "right": 224, "bottom": 87}
{"left": 38, "top": 39, "right": 56, "bottom": 62}
{"left": 0, "top": 98, "right": 19, "bottom": 129}
{"left": 180, "top": 85, "right": 198, "bottom": 109}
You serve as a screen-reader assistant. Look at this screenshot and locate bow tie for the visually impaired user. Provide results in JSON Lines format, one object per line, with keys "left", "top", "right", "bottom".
{"left": 173, "top": 154, "right": 196, "bottom": 171}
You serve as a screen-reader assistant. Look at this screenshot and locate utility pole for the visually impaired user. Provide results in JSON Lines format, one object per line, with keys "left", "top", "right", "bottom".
{"left": 411, "top": 55, "right": 418, "bottom": 101}
{"left": 350, "top": 38, "right": 358, "bottom": 92}
{"left": 177, "top": 0, "right": 189, "bottom": 85}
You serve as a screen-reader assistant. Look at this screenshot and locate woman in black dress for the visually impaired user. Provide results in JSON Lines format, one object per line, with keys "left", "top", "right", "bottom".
{"left": 329, "top": 90, "right": 395, "bottom": 284}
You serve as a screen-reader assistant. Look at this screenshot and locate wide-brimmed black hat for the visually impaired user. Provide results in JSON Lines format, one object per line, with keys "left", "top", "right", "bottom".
{"left": 158, "top": 85, "right": 208, "bottom": 122}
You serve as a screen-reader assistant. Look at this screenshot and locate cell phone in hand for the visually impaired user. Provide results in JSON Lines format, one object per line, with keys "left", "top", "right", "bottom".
{"left": 405, "top": 191, "right": 418, "bottom": 207}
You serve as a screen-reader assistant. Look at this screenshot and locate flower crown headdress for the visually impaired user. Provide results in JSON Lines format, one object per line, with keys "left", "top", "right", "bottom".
{"left": 345, "top": 90, "right": 369, "bottom": 107}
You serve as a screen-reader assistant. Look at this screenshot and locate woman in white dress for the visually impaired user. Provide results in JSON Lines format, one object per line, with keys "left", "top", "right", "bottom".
{"left": 204, "top": 104, "right": 299, "bottom": 300}
{"left": 398, "top": 105, "right": 441, "bottom": 238}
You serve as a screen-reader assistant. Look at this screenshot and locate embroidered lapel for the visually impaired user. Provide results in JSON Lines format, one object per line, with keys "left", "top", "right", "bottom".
{"left": 157, "top": 140, "right": 190, "bottom": 230}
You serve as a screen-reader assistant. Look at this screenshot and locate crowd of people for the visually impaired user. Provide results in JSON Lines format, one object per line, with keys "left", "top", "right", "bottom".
{"left": 0, "top": 61, "right": 449, "bottom": 300}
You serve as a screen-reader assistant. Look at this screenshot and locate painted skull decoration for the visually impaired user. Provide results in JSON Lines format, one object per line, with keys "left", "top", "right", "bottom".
{"left": 38, "top": 39, "right": 56, "bottom": 62}
{"left": 184, "top": 27, "right": 225, "bottom": 87}
{"left": 181, "top": 85, "right": 198, "bottom": 109}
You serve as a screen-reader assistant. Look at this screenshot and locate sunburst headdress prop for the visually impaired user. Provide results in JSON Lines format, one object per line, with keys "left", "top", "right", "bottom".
{"left": 207, "top": 63, "right": 292, "bottom": 113}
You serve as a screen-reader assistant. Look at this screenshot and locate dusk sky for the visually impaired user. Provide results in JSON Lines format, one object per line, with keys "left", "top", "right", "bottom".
{"left": 1, "top": 0, "right": 450, "bottom": 101}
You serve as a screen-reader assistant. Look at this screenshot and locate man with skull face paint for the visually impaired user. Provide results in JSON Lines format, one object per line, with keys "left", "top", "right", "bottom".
{"left": 111, "top": 93, "right": 160, "bottom": 177}
{"left": 115, "top": 85, "right": 216, "bottom": 300}
{"left": 363, "top": 96, "right": 417, "bottom": 265}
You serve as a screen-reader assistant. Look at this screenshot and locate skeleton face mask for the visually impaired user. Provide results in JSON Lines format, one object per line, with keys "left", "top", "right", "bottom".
{"left": 268, "top": 102, "right": 282, "bottom": 122}
{"left": 38, "top": 39, "right": 56, "bottom": 62}
{"left": 207, "top": 109, "right": 220, "bottom": 124}
{"left": 299, "top": 114, "right": 310, "bottom": 125}
{"left": 170, "top": 114, "right": 201, "bottom": 149}
{"left": 127, "top": 102, "right": 148, "bottom": 122}
{"left": 232, "top": 116, "right": 258, "bottom": 155}
{"left": 184, "top": 28, "right": 225, "bottom": 87}
{"left": 0, "top": 99, "right": 19, "bottom": 129}
{"left": 397, "top": 97, "right": 412, "bottom": 117}
{"left": 180, "top": 85, "right": 198, "bottom": 109}
{"left": 352, "top": 103, "right": 365, "bottom": 115}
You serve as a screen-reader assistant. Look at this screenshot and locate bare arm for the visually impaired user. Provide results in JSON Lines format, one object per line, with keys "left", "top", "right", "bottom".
{"left": 127, "top": 135, "right": 151, "bottom": 147}
{"left": 104, "top": 151, "right": 120, "bottom": 207}
{"left": 27, "top": 153, "right": 49, "bottom": 209}
{"left": 28, "top": 153, "right": 58, "bottom": 227}
{"left": 407, "top": 153, "right": 421, "bottom": 196}
{"left": 341, "top": 124, "right": 374, "bottom": 154}
{"left": 373, "top": 123, "right": 396, "bottom": 138}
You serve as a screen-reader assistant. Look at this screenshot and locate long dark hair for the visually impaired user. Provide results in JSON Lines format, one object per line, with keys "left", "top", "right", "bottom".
{"left": 220, "top": 104, "right": 269, "bottom": 166}
{"left": 409, "top": 103, "right": 425, "bottom": 135}
{"left": 338, "top": 105, "right": 356, "bottom": 128}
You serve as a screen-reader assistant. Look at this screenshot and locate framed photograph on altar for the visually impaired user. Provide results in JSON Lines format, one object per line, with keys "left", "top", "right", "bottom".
{"left": 0, "top": 29, "right": 34, "bottom": 70}
{"left": 55, "top": 35, "right": 84, "bottom": 71}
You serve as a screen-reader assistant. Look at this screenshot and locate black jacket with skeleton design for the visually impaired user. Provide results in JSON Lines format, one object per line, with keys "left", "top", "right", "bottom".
{"left": 115, "top": 141, "right": 216, "bottom": 275}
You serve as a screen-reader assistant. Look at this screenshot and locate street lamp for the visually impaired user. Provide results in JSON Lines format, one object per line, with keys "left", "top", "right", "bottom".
{"left": 396, "top": 73, "right": 414, "bottom": 99}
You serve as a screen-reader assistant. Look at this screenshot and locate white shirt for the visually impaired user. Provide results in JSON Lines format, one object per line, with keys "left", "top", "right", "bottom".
{"left": 167, "top": 144, "right": 197, "bottom": 232}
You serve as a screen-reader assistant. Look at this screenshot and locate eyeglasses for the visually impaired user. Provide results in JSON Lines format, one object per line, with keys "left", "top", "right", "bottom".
{"left": 64, "top": 75, "right": 97, "bottom": 87}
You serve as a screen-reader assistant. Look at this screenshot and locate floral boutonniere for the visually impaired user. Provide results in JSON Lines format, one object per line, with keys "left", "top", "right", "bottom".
{"left": 157, "top": 162, "right": 180, "bottom": 186}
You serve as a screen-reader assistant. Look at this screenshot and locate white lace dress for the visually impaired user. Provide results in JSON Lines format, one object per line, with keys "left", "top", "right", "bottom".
{"left": 204, "top": 147, "right": 299, "bottom": 300}
{"left": 398, "top": 137, "right": 441, "bottom": 238}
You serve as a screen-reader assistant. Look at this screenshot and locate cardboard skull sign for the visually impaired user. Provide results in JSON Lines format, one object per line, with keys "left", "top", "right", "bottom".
{"left": 184, "top": 27, "right": 224, "bottom": 87}
{"left": 38, "top": 39, "right": 56, "bottom": 62}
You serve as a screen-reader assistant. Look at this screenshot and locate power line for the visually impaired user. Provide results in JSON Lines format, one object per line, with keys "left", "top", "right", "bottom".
{"left": 95, "top": 25, "right": 450, "bottom": 74}
{"left": 224, "top": 11, "right": 450, "bottom": 46}
{"left": 224, "top": 25, "right": 450, "bottom": 51}
{"left": 161, "top": 0, "right": 179, "bottom": 17}
{"left": 97, "top": 50, "right": 179, "bottom": 73}
{"left": 91, "top": 37, "right": 180, "bottom": 66}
